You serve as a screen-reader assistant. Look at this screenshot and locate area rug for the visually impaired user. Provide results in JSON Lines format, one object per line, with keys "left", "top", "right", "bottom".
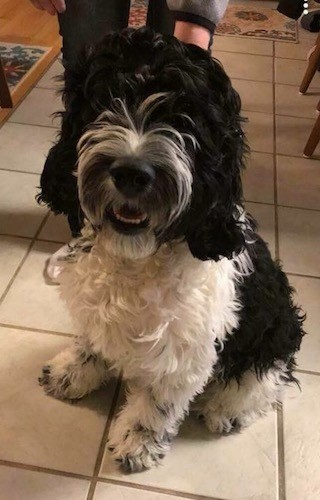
{"left": 0, "top": 43, "right": 50, "bottom": 89}
{"left": 129, "top": 0, "right": 298, "bottom": 42}
{"left": 0, "top": 42, "right": 60, "bottom": 125}
{"left": 216, "top": 3, "right": 298, "bottom": 42}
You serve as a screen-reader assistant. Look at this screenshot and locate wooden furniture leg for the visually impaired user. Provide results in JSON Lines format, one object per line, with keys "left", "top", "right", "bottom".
{"left": 299, "top": 33, "right": 320, "bottom": 95}
{"left": 303, "top": 111, "right": 320, "bottom": 157}
{"left": 0, "top": 57, "right": 13, "bottom": 108}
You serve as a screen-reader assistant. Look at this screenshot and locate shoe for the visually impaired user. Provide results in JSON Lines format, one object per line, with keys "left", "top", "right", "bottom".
{"left": 45, "top": 238, "right": 78, "bottom": 284}
{"left": 300, "top": 11, "right": 320, "bottom": 33}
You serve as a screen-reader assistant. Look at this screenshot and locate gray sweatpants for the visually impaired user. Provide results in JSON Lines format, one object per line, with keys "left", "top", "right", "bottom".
{"left": 58, "top": 0, "right": 175, "bottom": 65}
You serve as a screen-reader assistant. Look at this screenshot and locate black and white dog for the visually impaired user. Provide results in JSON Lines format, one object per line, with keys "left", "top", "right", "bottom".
{"left": 38, "top": 28, "right": 304, "bottom": 472}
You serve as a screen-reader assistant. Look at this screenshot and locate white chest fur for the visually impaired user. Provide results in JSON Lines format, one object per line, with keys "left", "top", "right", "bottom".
{"left": 60, "top": 235, "right": 246, "bottom": 385}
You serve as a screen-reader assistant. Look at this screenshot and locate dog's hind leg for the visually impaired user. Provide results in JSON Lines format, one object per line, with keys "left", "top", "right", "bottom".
{"left": 193, "top": 363, "right": 293, "bottom": 434}
{"left": 39, "top": 339, "right": 110, "bottom": 400}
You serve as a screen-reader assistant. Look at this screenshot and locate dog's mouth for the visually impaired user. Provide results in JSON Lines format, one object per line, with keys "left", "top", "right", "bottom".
{"left": 107, "top": 204, "right": 149, "bottom": 234}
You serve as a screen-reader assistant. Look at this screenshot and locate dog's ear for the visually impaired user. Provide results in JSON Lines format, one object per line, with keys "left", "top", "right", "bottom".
{"left": 181, "top": 51, "right": 247, "bottom": 261}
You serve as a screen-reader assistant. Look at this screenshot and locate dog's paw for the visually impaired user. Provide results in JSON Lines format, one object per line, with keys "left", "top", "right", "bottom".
{"left": 201, "top": 413, "right": 243, "bottom": 434}
{"left": 39, "top": 363, "right": 79, "bottom": 400}
{"left": 108, "top": 421, "right": 170, "bottom": 473}
{"left": 38, "top": 348, "right": 107, "bottom": 400}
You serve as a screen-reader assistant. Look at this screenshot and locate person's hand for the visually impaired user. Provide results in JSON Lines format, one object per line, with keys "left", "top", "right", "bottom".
{"left": 174, "top": 21, "right": 211, "bottom": 50}
{"left": 30, "top": 0, "right": 66, "bottom": 16}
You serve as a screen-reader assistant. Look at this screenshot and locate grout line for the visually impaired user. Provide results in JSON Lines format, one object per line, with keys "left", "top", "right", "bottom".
{"left": 0, "top": 167, "right": 42, "bottom": 176}
{"left": 287, "top": 272, "right": 320, "bottom": 280}
{"left": 36, "top": 238, "right": 67, "bottom": 245}
{"left": 0, "top": 322, "right": 74, "bottom": 338}
{"left": 95, "top": 476, "right": 227, "bottom": 500}
{"left": 0, "top": 233, "right": 67, "bottom": 245}
{"left": 272, "top": 42, "right": 280, "bottom": 262}
{"left": 36, "top": 85, "right": 60, "bottom": 91}
{"left": 244, "top": 201, "right": 320, "bottom": 213}
{"left": 295, "top": 368, "right": 320, "bottom": 377}
{"left": 0, "top": 459, "right": 92, "bottom": 482}
{"left": 213, "top": 47, "right": 274, "bottom": 58}
{"left": 0, "top": 212, "right": 50, "bottom": 306}
{"left": 273, "top": 41, "right": 286, "bottom": 500}
{"left": 0, "top": 239, "right": 34, "bottom": 306}
{"left": 0, "top": 120, "right": 59, "bottom": 131}
{"left": 6, "top": 120, "right": 59, "bottom": 130}
{"left": 277, "top": 404, "right": 286, "bottom": 500}
{"left": 253, "top": 149, "right": 320, "bottom": 161}
{"left": 249, "top": 148, "right": 320, "bottom": 162}
{"left": 86, "top": 376, "right": 123, "bottom": 500}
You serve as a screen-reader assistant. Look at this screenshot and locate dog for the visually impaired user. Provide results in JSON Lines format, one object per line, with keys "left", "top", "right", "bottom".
{"left": 38, "top": 28, "right": 305, "bottom": 473}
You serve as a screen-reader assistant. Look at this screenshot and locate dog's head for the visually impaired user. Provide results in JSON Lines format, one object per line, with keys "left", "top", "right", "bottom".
{"left": 68, "top": 28, "right": 247, "bottom": 260}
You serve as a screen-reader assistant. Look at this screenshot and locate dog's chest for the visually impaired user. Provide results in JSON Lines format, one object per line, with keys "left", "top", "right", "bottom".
{"left": 61, "top": 244, "right": 241, "bottom": 378}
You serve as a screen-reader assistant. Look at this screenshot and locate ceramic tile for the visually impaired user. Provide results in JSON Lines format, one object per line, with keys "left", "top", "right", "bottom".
{"left": 283, "top": 373, "right": 320, "bottom": 500}
{"left": 278, "top": 207, "right": 320, "bottom": 276}
{"left": 0, "top": 122, "right": 57, "bottom": 174}
{"left": 36, "top": 59, "right": 64, "bottom": 90}
{"left": 233, "top": 79, "right": 273, "bottom": 114}
{"left": 275, "top": 39, "right": 314, "bottom": 60}
{"left": 277, "top": 155, "right": 320, "bottom": 210}
{"left": 243, "top": 152, "right": 274, "bottom": 204}
{"left": 0, "top": 170, "right": 47, "bottom": 238}
{"left": 276, "top": 115, "right": 317, "bottom": 157}
{"left": 275, "top": 84, "right": 320, "bottom": 118}
{"left": 0, "top": 241, "right": 74, "bottom": 333}
{"left": 246, "top": 202, "right": 276, "bottom": 257}
{"left": 38, "top": 214, "right": 71, "bottom": 243}
{"left": 289, "top": 275, "right": 320, "bottom": 373}
{"left": 100, "top": 412, "right": 277, "bottom": 500}
{"left": 0, "top": 466, "right": 89, "bottom": 500}
{"left": 214, "top": 51, "right": 273, "bottom": 82}
{"left": 298, "top": 21, "right": 319, "bottom": 41}
{"left": 275, "top": 57, "right": 320, "bottom": 86}
{"left": 9, "top": 88, "right": 62, "bottom": 128}
{"left": 213, "top": 35, "right": 273, "bottom": 55}
{"left": 0, "top": 326, "right": 116, "bottom": 475}
{"left": 94, "top": 483, "right": 187, "bottom": 500}
{"left": 244, "top": 111, "right": 274, "bottom": 153}
{"left": 0, "top": 236, "right": 30, "bottom": 298}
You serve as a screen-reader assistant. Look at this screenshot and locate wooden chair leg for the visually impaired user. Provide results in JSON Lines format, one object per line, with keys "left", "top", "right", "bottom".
{"left": 0, "top": 57, "right": 13, "bottom": 108}
{"left": 317, "top": 97, "right": 320, "bottom": 112}
{"left": 300, "top": 33, "right": 320, "bottom": 95}
{"left": 303, "top": 112, "right": 320, "bottom": 157}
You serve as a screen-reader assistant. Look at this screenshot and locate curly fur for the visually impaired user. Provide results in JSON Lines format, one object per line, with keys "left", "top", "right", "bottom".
{"left": 38, "top": 28, "right": 305, "bottom": 473}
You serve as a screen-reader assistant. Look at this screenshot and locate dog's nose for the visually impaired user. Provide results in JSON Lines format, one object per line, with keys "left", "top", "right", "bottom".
{"left": 110, "top": 159, "right": 155, "bottom": 197}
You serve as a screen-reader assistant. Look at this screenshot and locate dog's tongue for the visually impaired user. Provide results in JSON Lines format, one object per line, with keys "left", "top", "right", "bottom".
{"left": 114, "top": 205, "right": 146, "bottom": 221}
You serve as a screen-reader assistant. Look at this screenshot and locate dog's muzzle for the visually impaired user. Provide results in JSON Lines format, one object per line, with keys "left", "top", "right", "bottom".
{"left": 106, "top": 158, "right": 156, "bottom": 235}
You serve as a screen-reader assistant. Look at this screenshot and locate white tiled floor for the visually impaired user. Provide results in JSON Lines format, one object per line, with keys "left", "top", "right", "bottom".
{"left": 0, "top": 7, "right": 320, "bottom": 500}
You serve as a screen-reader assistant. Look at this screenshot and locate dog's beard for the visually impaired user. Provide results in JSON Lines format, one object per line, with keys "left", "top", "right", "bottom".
{"left": 77, "top": 97, "right": 195, "bottom": 259}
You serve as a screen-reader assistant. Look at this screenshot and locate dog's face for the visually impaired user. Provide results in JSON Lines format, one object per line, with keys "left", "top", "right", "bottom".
{"left": 77, "top": 94, "right": 194, "bottom": 256}
{"left": 68, "top": 28, "right": 247, "bottom": 260}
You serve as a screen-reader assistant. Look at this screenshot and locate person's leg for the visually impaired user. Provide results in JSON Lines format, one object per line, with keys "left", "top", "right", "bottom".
{"left": 45, "top": 0, "right": 131, "bottom": 281}
{"left": 58, "top": 0, "right": 131, "bottom": 65}
{"left": 146, "top": 0, "right": 175, "bottom": 35}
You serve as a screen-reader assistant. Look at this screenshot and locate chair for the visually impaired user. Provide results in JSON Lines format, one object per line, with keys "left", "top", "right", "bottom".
{"left": 299, "top": 33, "right": 320, "bottom": 156}
{"left": 0, "top": 56, "right": 13, "bottom": 108}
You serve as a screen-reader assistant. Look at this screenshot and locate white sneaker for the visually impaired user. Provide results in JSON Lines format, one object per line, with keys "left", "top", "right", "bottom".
{"left": 45, "top": 238, "right": 78, "bottom": 284}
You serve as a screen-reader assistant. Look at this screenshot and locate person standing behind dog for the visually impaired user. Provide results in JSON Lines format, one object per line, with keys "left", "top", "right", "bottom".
{"left": 29, "top": 0, "right": 229, "bottom": 282}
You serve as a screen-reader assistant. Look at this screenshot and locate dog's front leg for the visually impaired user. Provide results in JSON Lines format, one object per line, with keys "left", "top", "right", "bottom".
{"left": 108, "top": 381, "right": 197, "bottom": 472}
{"left": 39, "top": 338, "right": 110, "bottom": 400}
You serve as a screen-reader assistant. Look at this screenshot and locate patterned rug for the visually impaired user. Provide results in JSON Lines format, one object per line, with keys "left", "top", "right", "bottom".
{"left": 216, "top": 3, "right": 298, "bottom": 42}
{"left": 129, "top": 0, "right": 298, "bottom": 42}
{"left": 0, "top": 43, "right": 50, "bottom": 90}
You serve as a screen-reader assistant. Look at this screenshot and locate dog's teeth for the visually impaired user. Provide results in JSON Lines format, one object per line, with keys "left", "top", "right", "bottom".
{"left": 114, "top": 212, "right": 147, "bottom": 224}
